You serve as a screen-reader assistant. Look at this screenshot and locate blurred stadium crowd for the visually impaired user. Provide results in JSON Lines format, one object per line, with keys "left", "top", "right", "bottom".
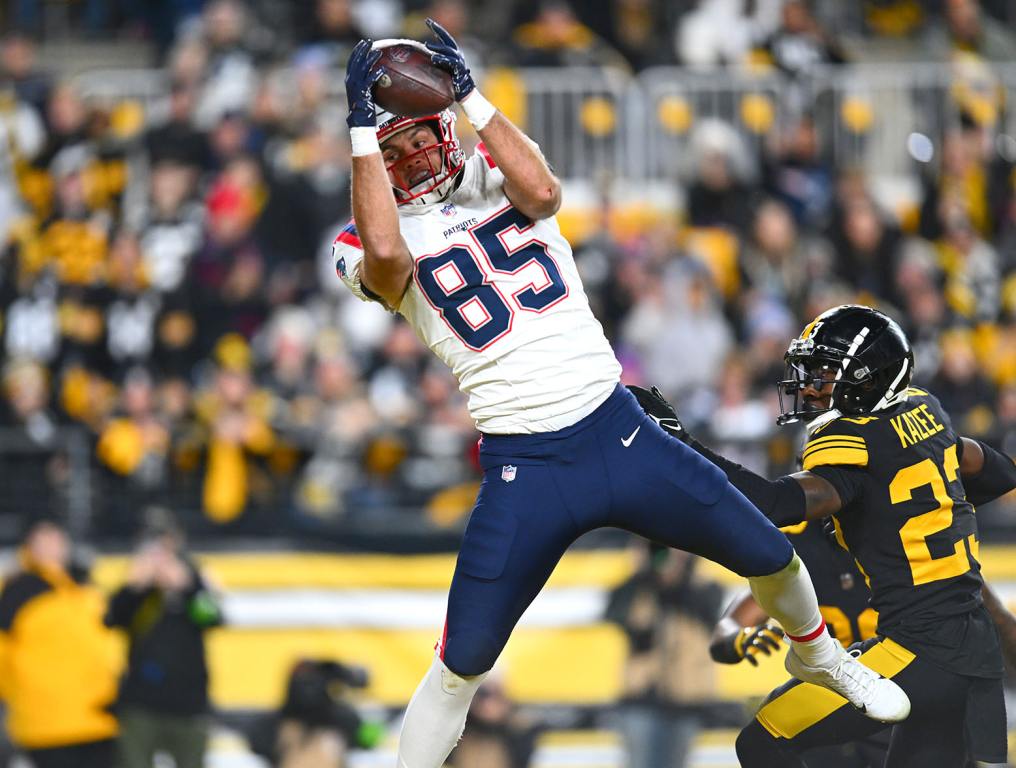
{"left": 0, "top": 0, "right": 1012, "bottom": 547}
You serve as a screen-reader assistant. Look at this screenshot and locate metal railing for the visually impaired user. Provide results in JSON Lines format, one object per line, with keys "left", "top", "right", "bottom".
{"left": 0, "top": 427, "right": 92, "bottom": 542}
{"left": 74, "top": 62, "right": 1016, "bottom": 183}
{"left": 0, "top": 424, "right": 1012, "bottom": 547}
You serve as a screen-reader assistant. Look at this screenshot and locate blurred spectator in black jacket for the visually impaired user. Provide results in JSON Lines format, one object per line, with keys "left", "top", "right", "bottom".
{"left": 249, "top": 659, "right": 382, "bottom": 768}
{"left": 293, "top": 0, "right": 367, "bottom": 68}
{"left": 605, "top": 542, "right": 725, "bottom": 768}
{"left": 763, "top": 116, "right": 835, "bottom": 229}
{"left": 757, "top": 0, "right": 847, "bottom": 77}
{"left": 741, "top": 198, "right": 831, "bottom": 318}
{"left": 686, "top": 120, "right": 754, "bottom": 233}
{"left": 145, "top": 82, "right": 210, "bottom": 170}
{"left": 990, "top": 384, "right": 1016, "bottom": 456}
{"left": 929, "top": 329, "right": 997, "bottom": 439}
{"left": 105, "top": 509, "right": 223, "bottom": 768}
{"left": 829, "top": 196, "right": 904, "bottom": 308}
{"left": 0, "top": 31, "right": 50, "bottom": 114}
{"left": 0, "top": 359, "right": 59, "bottom": 524}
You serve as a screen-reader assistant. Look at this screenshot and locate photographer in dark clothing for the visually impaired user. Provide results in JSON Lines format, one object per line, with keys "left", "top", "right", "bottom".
{"left": 249, "top": 659, "right": 383, "bottom": 768}
{"left": 105, "top": 510, "right": 223, "bottom": 768}
{"left": 605, "top": 542, "right": 725, "bottom": 768}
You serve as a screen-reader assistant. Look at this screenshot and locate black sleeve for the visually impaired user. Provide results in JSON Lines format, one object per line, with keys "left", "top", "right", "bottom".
{"left": 963, "top": 441, "right": 1016, "bottom": 507}
{"left": 0, "top": 573, "right": 51, "bottom": 632}
{"left": 809, "top": 464, "right": 868, "bottom": 509}
{"left": 688, "top": 437, "right": 808, "bottom": 526}
{"left": 104, "top": 586, "right": 150, "bottom": 628}
{"left": 332, "top": 701, "right": 364, "bottom": 746}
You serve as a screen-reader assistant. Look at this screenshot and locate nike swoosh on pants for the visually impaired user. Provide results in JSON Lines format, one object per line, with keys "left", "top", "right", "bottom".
{"left": 621, "top": 425, "right": 640, "bottom": 447}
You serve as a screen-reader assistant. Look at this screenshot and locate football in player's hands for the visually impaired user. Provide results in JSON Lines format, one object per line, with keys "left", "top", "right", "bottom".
{"left": 626, "top": 384, "right": 690, "bottom": 442}
{"left": 371, "top": 42, "right": 455, "bottom": 118}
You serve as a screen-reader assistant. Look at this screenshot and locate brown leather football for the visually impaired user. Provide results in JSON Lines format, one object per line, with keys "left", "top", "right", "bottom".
{"left": 372, "top": 42, "right": 455, "bottom": 118}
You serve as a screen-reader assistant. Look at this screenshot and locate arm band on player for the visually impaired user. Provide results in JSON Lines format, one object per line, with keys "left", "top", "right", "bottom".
{"left": 688, "top": 437, "right": 807, "bottom": 526}
{"left": 461, "top": 90, "right": 496, "bottom": 131}
{"left": 350, "top": 126, "right": 381, "bottom": 157}
{"left": 964, "top": 440, "right": 1016, "bottom": 507}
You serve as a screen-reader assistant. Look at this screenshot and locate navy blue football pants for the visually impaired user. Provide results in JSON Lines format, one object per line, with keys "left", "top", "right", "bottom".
{"left": 440, "top": 384, "right": 794, "bottom": 676}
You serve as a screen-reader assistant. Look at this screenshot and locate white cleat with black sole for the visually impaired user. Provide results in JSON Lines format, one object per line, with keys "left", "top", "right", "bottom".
{"left": 785, "top": 646, "right": 911, "bottom": 723}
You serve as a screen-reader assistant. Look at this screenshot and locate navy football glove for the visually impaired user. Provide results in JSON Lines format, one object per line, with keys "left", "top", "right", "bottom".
{"left": 425, "top": 18, "right": 475, "bottom": 101}
{"left": 626, "top": 384, "right": 690, "bottom": 443}
{"left": 345, "top": 39, "right": 384, "bottom": 128}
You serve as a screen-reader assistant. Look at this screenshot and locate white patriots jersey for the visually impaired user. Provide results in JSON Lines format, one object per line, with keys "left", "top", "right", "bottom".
{"left": 333, "top": 145, "right": 620, "bottom": 434}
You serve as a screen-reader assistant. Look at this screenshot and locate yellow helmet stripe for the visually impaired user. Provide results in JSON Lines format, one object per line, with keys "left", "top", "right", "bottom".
{"left": 800, "top": 319, "right": 820, "bottom": 340}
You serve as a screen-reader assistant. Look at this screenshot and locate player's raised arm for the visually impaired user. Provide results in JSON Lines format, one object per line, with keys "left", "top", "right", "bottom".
{"left": 425, "top": 19, "right": 562, "bottom": 220}
{"left": 345, "top": 40, "right": 414, "bottom": 309}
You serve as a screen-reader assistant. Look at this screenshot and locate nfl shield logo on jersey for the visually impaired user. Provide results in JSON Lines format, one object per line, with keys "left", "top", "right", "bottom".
{"left": 501, "top": 465, "right": 517, "bottom": 482}
{"left": 440, "top": 203, "right": 457, "bottom": 217}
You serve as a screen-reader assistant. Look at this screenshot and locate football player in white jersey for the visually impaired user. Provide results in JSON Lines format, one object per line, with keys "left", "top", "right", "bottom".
{"left": 338, "top": 21, "right": 910, "bottom": 768}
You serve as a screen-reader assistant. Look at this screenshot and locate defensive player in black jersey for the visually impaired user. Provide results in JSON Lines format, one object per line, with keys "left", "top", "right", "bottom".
{"left": 707, "top": 519, "right": 1016, "bottom": 767}
{"left": 711, "top": 520, "right": 876, "bottom": 665}
{"left": 711, "top": 521, "right": 889, "bottom": 768}
{"left": 629, "top": 304, "right": 1016, "bottom": 768}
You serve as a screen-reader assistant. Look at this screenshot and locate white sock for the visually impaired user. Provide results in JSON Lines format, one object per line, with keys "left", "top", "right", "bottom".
{"left": 748, "top": 553, "right": 841, "bottom": 669}
{"left": 397, "top": 655, "right": 487, "bottom": 768}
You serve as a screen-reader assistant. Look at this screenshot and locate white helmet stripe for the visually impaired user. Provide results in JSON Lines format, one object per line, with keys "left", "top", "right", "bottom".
{"left": 834, "top": 327, "right": 869, "bottom": 382}
{"left": 872, "top": 358, "right": 911, "bottom": 412}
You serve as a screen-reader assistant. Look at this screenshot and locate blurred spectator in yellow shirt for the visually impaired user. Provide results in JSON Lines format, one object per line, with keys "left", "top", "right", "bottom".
{"left": 0, "top": 518, "right": 121, "bottom": 768}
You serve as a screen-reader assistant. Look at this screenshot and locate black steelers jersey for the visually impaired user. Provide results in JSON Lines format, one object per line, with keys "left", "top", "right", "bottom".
{"left": 782, "top": 520, "right": 876, "bottom": 647}
{"left": 804, "top": 387, "right": 1002, "bottom": 678}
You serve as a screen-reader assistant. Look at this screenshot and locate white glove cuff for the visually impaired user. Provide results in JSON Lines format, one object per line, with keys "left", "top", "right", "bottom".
{"left": 350, "top": 126, "right": 381, "bottom": 157}
{"left": 461, "top": 90, "right": 496, "bottom": 131}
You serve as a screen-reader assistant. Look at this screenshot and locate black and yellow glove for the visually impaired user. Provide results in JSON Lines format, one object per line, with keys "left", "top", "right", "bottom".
{"left": 711, "top": 622, "right": 785, "bottom": 666}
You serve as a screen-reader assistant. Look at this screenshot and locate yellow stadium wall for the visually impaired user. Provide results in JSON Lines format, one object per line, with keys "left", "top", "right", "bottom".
{"left": 88, "top": 547, "right": 1016, "bottom": 710}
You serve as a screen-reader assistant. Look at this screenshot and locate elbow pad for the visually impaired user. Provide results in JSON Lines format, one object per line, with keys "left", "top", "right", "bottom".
{"left": 965, "top": 441, "right": 1016, "bottom": 507}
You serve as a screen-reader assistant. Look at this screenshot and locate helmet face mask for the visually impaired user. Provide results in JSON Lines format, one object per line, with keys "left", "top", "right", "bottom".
{"left": 776, "top": 305, "right": 915, "bottom": 426}
{"left": 777, "top": 346, "right": 871, "bottom": 425}
{"left": 376, "top": 109, "right": 464, "bottom": 206}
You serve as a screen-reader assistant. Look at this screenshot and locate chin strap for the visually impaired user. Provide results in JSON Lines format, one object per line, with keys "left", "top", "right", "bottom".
{"left": 805, "top": 409, "right": 842, "bottom": 435}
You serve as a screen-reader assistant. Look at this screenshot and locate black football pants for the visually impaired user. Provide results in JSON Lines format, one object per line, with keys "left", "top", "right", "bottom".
{"left": 735, "top": 636, "right": 1006, "bottom": 768}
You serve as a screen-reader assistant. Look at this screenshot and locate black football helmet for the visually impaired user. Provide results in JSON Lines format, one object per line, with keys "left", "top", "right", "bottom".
{"left": 777, "top": 305, "right": 914, "bottom": 426}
